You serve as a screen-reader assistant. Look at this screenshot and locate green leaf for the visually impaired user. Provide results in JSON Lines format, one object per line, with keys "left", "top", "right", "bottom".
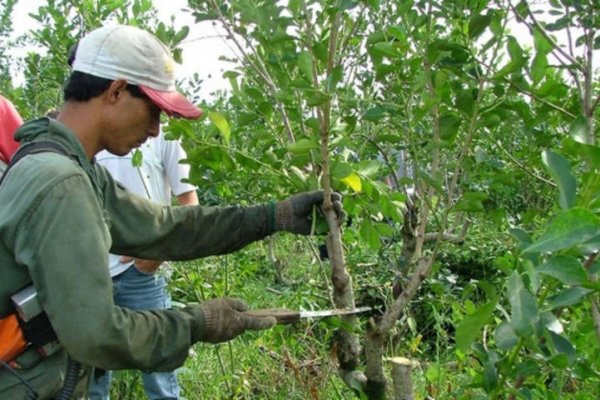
{"left": 326, "top": 65, "right": 343, "bottom": 92}
{"left": 305, "top": 118, "right": 320, "bottom": 132}
{"left": 288, "top": 0, "right": 304, "bottom": 15}
{"left": 131, "top": 149, "right": 143, "bottom": 167}
{"left": 373, "top": 221, "right": 394, "bottom": 236}
{"left": 547, "top": 286, "right": 594, "bottom": 310}
{"left": 508, "top": 271, "right": 539, "bottom": 337}
{"left": 537, "top": 256, "right": 588, "bottom": 285}
{"left": 306, "top": 91, "right": 330, "bottom": 106}
{"left": 417, "top": 170, "right": 443, "bottom": 194}
{"left": 454, "top": 191, "right": 488, "bottom": 212}
{"left": 548, "top": 331, "right": 576, "bottom": 365}
{"left": 524, "top": 208, "right": 600, "bottom": 253}
{"left": 483, "top": 359, "right": 498, "bottom": 392}
{"left": 173, "top": 26, "right": 190, "bottom": 44}
{"left": 494, "top": 36, "right": 527, "bottom": 78}
{"left": 538, "top": 311, "right": 564, "bottom": 334}
{"left": 297, "top": 51, "right": 314, "bottom": 82}
{"left": 563, "top": 139, "right": 600, "bottom": 169}
{"left": 455, "top": 90, "right": 475, "bottom": 116}
{"left": 196, "top": 146, "right": 235, "bottom": 170}
{"left": 340, "top": 0, "right": 359, "bottom": 11}
{"left": 456, "top": 301, "right": 496, "bottom": 352}
{"left": 207, "top": 111, "right": 231, "bottom": 144}
{"left": 287, "top": 138, "right": 319, "bottom": 154}
{"left": 542, "top": 150, "right": 576, "bottom": 209}
{"left": 434, "top": 70, "right": 448, "bottom": 88}
{"left": 494, "top": 321, "right": 518, "bottom": 350}
{"left": 469, "top": 13, "right": 491, "bottom": 38}
{"left": 387, "top": 25, "right": 406, "bottom": 41}
{"left": 354, "top": 162, "right": 379, "bottom": 180}
{"left": 375, "top": 64, "right": 396, "bottom": 79}
{"left": 548, "top": 354, "right": 569, "bottom": 369}
{"left": 514, "top": 1, "right": 529, "bottom": 20}
{"left": 360, "top": 219, "right": 381, "bottom": 249}
{"left": 363, "top": 107, "right": 386, "bottom": 122}
{"left": 533, "top": 26, "right": 553, "bottom": 55}
{"left": 366, "top": 31, "right": 385, "bottom": 46}
{"left": 509, "top": 228, "right": 532, "bottom": 245}
{"left": 514, "top": 359, "right": 539, "bottom": 378}
{"left": 531, "top": 52, "right": 548, "bottom": 84}
{"left": 372, "top": 42, "right": 401, "bottom": 58}
{"left": 476, "top": 112, "right": 501, "bottom": 128}
{"left": 439, "top": 113, "right": 461, "bottom": 141}
{"left": 507, "top": 36, "right": 525, "bottom": 64}
{"left": 332, "top": 162, "right": 353, "bottom": 180}
{"left": 257, "top": 101, "right": 274, "bottom": 117}
{"left": 569, "top": 116, "right": 591, "bottom": 144}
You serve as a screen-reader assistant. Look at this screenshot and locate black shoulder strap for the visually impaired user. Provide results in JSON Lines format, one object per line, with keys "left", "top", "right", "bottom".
{"left": 0, "top": 141, "right": 69, "bottom": 187}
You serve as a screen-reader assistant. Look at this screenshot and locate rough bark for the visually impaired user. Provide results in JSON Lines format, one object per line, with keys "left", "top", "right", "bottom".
{"left": 324, "top": 234, "right": 365, "bottom": 387}
{"left": 364, "top": 319, "right": 386, "bottom": 399}
{"left": 316, "top": 6, "right": 365, "bottom": 390}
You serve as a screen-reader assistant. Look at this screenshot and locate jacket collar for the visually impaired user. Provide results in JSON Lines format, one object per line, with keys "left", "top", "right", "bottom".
{"left": 15, "top": 117, "right": 93, "bottom": 167}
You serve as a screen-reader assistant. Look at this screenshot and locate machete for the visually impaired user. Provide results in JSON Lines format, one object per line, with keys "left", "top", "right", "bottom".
{"left": 245, "top": 306, "right": 372, "bottom": 325}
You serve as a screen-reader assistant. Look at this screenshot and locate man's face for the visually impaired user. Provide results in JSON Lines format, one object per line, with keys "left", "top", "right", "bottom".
{"left": 101, "top": 82, "right": 161, "bottom": 156}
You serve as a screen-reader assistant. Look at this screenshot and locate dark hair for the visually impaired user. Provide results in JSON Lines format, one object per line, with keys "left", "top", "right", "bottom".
{"left": 63, "top": 71, "right": 147, "bottom": 102}
{"left": 67, "top": 42, "right": 78, "bottom": 67}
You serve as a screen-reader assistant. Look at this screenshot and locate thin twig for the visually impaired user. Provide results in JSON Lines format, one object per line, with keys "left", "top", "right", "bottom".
{"left": 507, "top": 0, "right": 584, "bottom": 71}
{"left": 305, "top": 237, "right": 335, "bottom": 306}
{"left": 476, "top": 56, "right": 577, "bottom": 119}
{"left": 497, "top": 141, "right": 557, "bottom": 187}
{"left": 206, "top": 0, "right": 296, "bottom": 142}
{"left": 564, "top": 7, "right": 584, "bottom": 102}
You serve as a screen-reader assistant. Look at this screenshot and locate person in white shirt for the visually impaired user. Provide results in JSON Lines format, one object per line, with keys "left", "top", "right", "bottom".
{"left": 90, "top": 130, "right": 198, "bottom": 400}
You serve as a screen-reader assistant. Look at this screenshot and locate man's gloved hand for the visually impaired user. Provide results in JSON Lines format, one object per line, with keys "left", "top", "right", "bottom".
{"left": 196, "top": 298, "right": 276, "bottom": 343}
{"left": 274, "top": 190, "right": 345, "bottom": 235}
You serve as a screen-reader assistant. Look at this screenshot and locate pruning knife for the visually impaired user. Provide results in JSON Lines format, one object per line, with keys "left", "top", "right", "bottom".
{"left": 245, "top": 306, "right": 372, "bottom": 325}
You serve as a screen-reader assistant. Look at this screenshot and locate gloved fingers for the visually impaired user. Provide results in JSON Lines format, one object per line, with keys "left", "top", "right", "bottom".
{"left": 330, "top": 192, "right": 342, "bottom": 203}
{"left": 241, "top": 314, "right": 277, "bottom": 331}
{"left": 294, "top": 190, "right": 324, "bottom": 214}
{"left": 306, "top": 190, "right": 325, "bottom": 203}
{"left": 225, "top": 298, "right": 249, "bottom": 312}
{"left": 331, "top": 199, "right": 346, "bottom": 222}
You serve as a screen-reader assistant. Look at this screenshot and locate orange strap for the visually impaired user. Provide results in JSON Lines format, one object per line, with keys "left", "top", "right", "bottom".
{"left": 0, "top": 314, "right": 27, "bottom": 362}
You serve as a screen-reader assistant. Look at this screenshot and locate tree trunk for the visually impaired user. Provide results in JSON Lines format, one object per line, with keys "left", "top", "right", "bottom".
{"left": 364, "top": 319, "right": 386, "bottom": 399}
{"left": 389, "top": 357, "right": 415, "bottom": 400}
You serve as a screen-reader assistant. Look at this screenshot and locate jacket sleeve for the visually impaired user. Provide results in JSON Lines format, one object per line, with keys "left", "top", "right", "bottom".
{"left": 98, "top": 166, "right": 275, "bottom": 260}
{"left": 14, "top": 174, "right": 205, "bottom": 370}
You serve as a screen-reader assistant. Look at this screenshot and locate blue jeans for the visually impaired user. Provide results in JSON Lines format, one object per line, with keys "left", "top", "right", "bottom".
{"left": 88, "top": 266, "right": 181, "bottom": 400}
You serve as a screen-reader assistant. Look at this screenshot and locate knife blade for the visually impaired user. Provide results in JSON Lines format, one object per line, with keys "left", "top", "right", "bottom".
{"left": 245, "top": 306, "right": 372, "bottom": 325}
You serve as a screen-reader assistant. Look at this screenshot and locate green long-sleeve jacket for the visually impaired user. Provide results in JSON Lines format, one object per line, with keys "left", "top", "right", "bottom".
{"left": 0, "top": 118, "right": 274, "bottom": 398}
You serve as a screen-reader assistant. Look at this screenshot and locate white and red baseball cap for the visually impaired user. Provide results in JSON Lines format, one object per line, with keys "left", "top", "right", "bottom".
{"left": 71, "top": 25, "right": 202, "bottom": 119}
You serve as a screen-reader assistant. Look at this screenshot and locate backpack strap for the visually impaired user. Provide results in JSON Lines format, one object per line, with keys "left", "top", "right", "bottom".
{"left": 0, "top": 141, "right": 69, "bottom": 187}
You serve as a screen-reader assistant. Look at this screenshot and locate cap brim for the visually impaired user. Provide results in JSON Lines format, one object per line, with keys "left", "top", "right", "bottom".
{"left": 139, "top": 86, "right": 203, "bottom": 120}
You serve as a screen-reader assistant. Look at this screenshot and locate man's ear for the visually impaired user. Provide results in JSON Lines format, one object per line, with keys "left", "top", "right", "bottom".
{"left": 105, "top": 79, "right": 129, "bottom": 104}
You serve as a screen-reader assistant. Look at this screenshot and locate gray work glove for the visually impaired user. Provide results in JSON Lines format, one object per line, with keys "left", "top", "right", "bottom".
{"left": 196, "top": 298, "right": 276, "bottom": 343}
{"left": 274, "top": 190, "right": 345, "bottom": 235}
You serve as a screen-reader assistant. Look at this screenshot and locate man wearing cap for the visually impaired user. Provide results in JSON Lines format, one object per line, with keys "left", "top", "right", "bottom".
{"left": 0, "top": 25, "right": 344, "bottom": 399}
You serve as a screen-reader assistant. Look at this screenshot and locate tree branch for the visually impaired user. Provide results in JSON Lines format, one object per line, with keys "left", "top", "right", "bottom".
{"left": 508, "top": 0, "right": 584, "bottom": 72}
{"left": 206, "top": 0, "right": 296, "bottom": 142}
{"left": 497, "top": 140, "right": 557, "bottom": 187}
